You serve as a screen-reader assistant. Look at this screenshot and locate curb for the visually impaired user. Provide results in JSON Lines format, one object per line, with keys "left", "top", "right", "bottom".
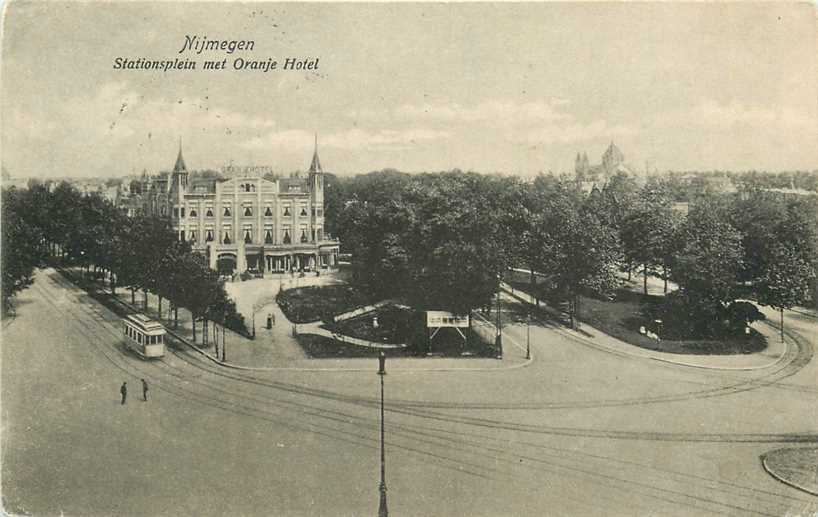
{"left": 760, "top": 449, "right": 818, "bottom": 496}
{"left": 105, "top": 283, "right": 536, "bottom": 374}
{"left": 501, "top": 285, "right": 791, "bottom": 372}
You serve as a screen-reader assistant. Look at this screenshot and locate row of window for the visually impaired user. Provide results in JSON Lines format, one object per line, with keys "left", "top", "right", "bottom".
{"left": 173, "top": 206, "right": 323, "bottom": 218}
{"left": 179, "top": 228, "right": 324, "bottom": 245}
{"left": 125, "top": 325, "right": 164, "bottom": 345}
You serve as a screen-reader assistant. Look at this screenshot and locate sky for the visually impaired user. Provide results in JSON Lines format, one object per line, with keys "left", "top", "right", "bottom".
{"left": 2, "top": 2, "right": 817, "bottom": 179}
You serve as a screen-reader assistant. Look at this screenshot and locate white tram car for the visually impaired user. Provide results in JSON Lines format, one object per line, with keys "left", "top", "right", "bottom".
{"left": 123, "top": 314, "right": 166, "bottom": 359}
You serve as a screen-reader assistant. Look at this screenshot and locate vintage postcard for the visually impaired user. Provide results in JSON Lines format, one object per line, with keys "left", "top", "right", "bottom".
{"left": 2, "top": 2, "right": 817, "bottom": 516}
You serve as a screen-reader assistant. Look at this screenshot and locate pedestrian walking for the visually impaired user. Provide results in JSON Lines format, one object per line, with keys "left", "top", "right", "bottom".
{"left": 120, "top": 382, "right": 127, "bottom": 405}
{"left": 141, "top": 378, "right": 148, "bottom": 401}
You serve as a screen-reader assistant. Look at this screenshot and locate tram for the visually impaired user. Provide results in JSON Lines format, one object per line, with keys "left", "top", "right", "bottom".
{"left": 123, "top": 314, "right": 166, "bottom": 359}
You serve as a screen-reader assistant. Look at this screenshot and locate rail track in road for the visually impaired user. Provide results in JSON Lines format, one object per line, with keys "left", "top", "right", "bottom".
{"left": 24, "top": 269, "right": 818, "bottom": 516}
{"left": 45, "top": 268, "right": 818, "bottom": 429}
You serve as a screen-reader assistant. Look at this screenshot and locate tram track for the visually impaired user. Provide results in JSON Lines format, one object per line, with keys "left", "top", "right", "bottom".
{"left": 27, "top": 270, "right": 818, "bottom": 516}
{"left": 16, "top": 286, "right": 788, "bottom": 517}
{"left": 46, "top": 268, "right": 818, "bottom": 434}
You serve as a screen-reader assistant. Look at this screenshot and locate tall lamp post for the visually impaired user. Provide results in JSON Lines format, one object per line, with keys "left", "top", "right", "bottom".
{"left": 526, "top": 313, "right": 531, "bottom": 360}
{"left": 377, "top": 352, "right": 388, "bottom": 517}
{"left": 495, "top": 283, "right": 503, "bottom": 359}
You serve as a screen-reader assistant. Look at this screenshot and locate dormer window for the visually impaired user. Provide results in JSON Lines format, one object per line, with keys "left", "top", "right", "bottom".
{"left": 264, "top": 207, "right": 273, "bottom": 217}
{"left": 244, "top": 207, "right": 253, "bottom": 217}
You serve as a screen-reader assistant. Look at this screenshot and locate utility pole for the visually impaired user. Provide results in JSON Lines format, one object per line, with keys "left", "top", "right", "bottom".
{"left": 495, "top": 282, "right": 503, "bottom": 359}
{"left": 377, "top": 352, "right": 388, "bottom": 517}
{"left": 526, "top": 313, "right": 531, "bottom": 360}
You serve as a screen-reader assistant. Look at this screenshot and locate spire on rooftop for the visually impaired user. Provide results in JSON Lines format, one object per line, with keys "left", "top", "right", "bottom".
{"left": 309, "top": 133, "right": 323, "bottom": 173}
{"left": 173, "top": 137, "right": 187, "bottom": 173}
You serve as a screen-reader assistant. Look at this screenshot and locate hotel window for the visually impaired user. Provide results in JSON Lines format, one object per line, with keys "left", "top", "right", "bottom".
{"left": 283, "top": 229, "right": 291, "bottom": 244}
{"left": 300, "top": 207, "right": 308, "bottom": 216}
{"left": 173, "top": 207, "right": 179, "bottom": 218}
{"left": 243, "top": 229, "right": 252, "bottom": 244}
{"left": 264, "top": 229, "right": 274, "bottom": 244}
{"left": 223, "top": 206, "right": 232, "bottom": 217}
{"left": 179, "top": 231, "right": 185, "bottom": 241}
{"left": 311, "top": 207, "right": 316, "bottom": 216}
{"left": 300, "top": 230, "right": 308, "bottom": 243}
{"left": 188, "top": 230, "right": 197, "bottom": 242}
{"left": 317, "top": 228, "right": 323, "bottom": 241}
{"left": 223, "top": 231, "right": 232, "bottom": 245}
{"left": 206, "top": 208, "right": 214, "bottom": 217}
{"left": 317, "top": 208, "right": 322, "bottom": 217}
{"left": 311, "top": 229, "right": 316, "bottom": 241}
{"left": 283, "top": 206, "right": 291, "bottom": 217}
{"left": 244, "top": 206, "right": 253, "bottom": 217}
{"left": 264, "top": 206, "right": 273, "bottom": 217}
{"left": 181, "top": 207, "right": 186, "bottom": 218}
{"left": 189, "top": 208, "right": 197, "bottom": 217}
{"left": 206, "top": 229, "right": 214, "bottom": 242}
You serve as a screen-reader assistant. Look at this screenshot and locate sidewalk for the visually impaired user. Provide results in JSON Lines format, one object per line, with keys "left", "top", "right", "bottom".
{"left": 501, "top": 282, "right": 789, "bottom": 371}
{"left": 63, "top": 268, "right": 530, "bottom": 372}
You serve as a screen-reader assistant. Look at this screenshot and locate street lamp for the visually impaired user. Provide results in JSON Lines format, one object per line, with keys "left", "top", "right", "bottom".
{"left": 495, "top": 284, "right": 503, "bottom": 359}
{"left": 377, "top": 352, "right": 388, "bottom": 517}
{"left": 222, "top": 308, "right": 227, "bottom": 362}
{"left": 526, "top": 313, "right": 531, "bottom": 360}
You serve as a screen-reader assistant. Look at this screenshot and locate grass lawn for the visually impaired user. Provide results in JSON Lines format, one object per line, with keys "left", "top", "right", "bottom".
{"left": 295, "top": 334, "right": 415, "bottom": 358}
{"left": 296, "top": 330, "right": 499, "bottom": 359}
{"left": 579, "top": 289, "right": 767, "bottom": 355}
{"left": 509, "top": 278, "right": 767, "bottom": 355}
{"left": 277, "top": 284, "right": 374, "bottom": 323}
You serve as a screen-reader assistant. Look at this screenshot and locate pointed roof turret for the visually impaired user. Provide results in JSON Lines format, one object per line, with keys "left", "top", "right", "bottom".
{"left": 309, "top": 133, "right": 323, "bottom": 173}
{"left": 173, "top": 137, "right": 187, "bottom": 173}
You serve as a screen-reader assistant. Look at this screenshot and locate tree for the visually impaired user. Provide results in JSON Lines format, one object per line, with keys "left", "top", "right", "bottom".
{"left": 1, "top": 188, "right": 46, "bottom": 313}
{"left": 756, "top": 244, "right": 813, "bottom": 341}
{"left": 620, "top": 183, "right": 677, "bottom": 294}
{"left": 669, "top": 197, "right": 744, "bottom": 337}
{"left": 530, "top": 185, "right": 620, "bottom": 327}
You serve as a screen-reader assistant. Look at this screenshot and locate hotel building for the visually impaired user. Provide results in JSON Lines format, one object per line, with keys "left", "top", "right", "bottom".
{"left": 138, "top": 138, "right": 340, "bottom": 276}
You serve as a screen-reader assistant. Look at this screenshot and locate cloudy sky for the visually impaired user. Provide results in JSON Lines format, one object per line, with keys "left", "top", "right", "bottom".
{"left": 2, "top": 2, "right": 816, "bottom": 179}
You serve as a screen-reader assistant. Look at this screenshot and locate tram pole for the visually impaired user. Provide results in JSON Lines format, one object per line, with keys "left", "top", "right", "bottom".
{"left": 526, "top": 312, "right": 531, "bottom": 360}
{"left": 377, "top": 352, "right": 388, "bottom": 517}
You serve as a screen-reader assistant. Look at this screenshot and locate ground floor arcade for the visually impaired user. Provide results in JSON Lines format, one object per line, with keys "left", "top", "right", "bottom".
{"left": 203, "top": 242, "right": 340, "bottom": 276}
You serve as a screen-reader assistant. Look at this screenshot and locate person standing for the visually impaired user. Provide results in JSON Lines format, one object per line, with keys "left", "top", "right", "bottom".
{"left": 141, "top": 379, "right": 148, "bottom": 401}
{"left": 120, "top": 382, "right": 127, "bottom": 405}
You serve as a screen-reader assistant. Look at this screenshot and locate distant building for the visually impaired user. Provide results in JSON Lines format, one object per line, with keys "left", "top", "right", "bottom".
{"left": 130, "top": 137, "right": 339, "bottom": 276}
{"left": 574, "top": 142, "right": 638, "bottom": 192}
